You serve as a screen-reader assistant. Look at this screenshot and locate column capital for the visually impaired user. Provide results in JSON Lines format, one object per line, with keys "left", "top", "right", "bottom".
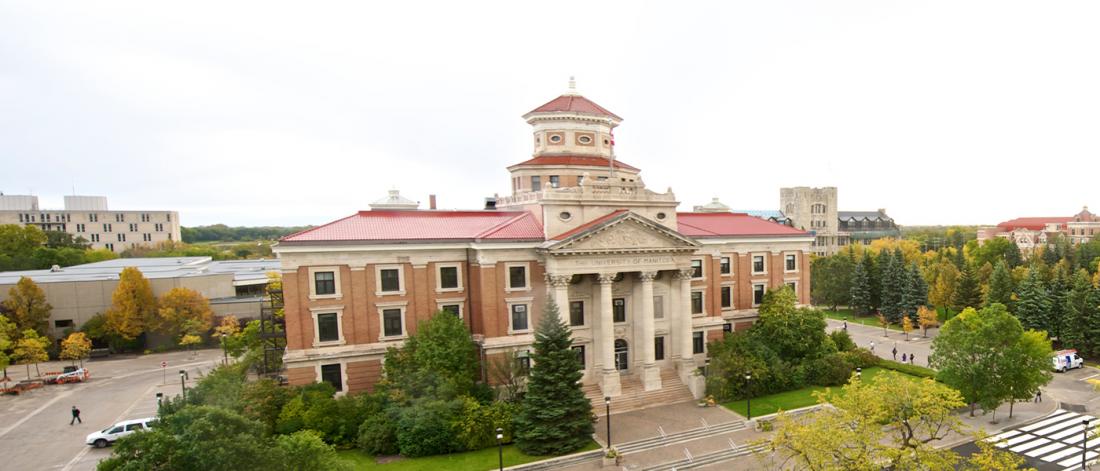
{"left": 546, "top": 273, "right": 572, "bottom": 288}
{"left": 638, "top": 271, "right": 658, "bottom": 282}
{"left": 674, "top": 268, "right": 695, "bottom": 280}
{"left": 596, "top": 272, "right": 618, "bottom": 284}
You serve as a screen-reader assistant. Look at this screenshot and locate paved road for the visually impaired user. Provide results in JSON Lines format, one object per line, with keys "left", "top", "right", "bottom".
{"left": 0, "top": 349, "right": 222, "bottom": 471}
{"left": 954, "top": 408, "right": 1097, "bottom": 471}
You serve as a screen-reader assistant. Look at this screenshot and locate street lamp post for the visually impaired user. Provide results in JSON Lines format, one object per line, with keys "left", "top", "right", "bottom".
{"left": 496, "top": 427, "right": 504, "bottom": 471}
{"left": 604, "top": 396, "right": 612, "bottom": 449}
{"left": 1084, "top": 418, "right": 1092, "bottom": 471}
{"left": 745, "top": 372, "right": 752, "bottom": 420}
{"left": 179, "top": 370, "right": 187, "bottom": 401}
{"left": 856, "top": 367, "right": 862, "bottom": 381}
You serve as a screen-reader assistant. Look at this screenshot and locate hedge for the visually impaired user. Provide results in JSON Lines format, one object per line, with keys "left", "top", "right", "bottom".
{"left": 877, "top": 360, "right": 937, "bottom": 379}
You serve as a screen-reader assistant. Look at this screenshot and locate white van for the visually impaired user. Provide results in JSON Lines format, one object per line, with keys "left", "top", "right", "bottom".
{"left": 85, "top": 417, "right": 156, "bottom": 448}
{"left": 1052, "top": 349, "right": 1084, "bottom": 372}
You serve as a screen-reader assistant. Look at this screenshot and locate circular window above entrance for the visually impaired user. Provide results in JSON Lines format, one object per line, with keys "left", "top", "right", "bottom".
{"left": 559, "top": 211, "right": 572, "bottom": 221}
{"left": 656, "top": 212, "right": 667, "bottom": 220}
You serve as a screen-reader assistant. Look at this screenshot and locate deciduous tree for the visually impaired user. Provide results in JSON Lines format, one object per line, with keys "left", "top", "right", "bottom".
{"left": 1001, "top": 330, "right": 1052, "bottom": 418}
{"left": 927, "top": 258, "right": 959, "bottom": 312}
{"left": 811, "top": 254, "right": 854, "bottom": 310}
{"left": 514, "top": 299, "right": 594, "bottom": 456}
{"left": 154, "top": 287, "right": 214, "bottom": 339}
{"left": 105, "top": 267, "right": 156, "bottom": 341}
{"left": 60, "top": 332, "right": 92, "bottom": 368}
{"left": 755, "top": 286, "right": 828, "bottom": 361}
{"left": 917, "top": 306, "right": 939, "bottom": 337}
{"left": 1, "top": 276, "right": 52, "bottom": 336}
{"left": 13, "top": 329, "right": 48, "bottom": 378}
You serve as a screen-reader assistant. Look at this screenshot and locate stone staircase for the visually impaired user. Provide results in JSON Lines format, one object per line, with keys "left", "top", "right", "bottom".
{"left": 584, "top": 368, "right": 695, "bottom": 415}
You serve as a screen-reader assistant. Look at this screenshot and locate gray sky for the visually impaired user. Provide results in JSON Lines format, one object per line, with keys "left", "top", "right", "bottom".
{"left": 2, "top": 1, "right": 1098, "bottom": 227}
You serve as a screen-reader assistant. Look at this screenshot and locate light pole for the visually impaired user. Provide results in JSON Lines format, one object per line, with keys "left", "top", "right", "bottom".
{"left": 1084, "top": 418, "right": 1091, "bottom": 471}
{"left": 496, "top": 427, "right": 504, "bottom": 471}
{"left": 179, "top": 370, "right": 187, "bottom": 401}
{"left": 856, "top": 367, "right": 862, "bottom": 381}
{"left": 604, "top": 396, "right": 612, "bottom": 449}
{"left": 745, "top": 372, "right": 752, "bottom": 420}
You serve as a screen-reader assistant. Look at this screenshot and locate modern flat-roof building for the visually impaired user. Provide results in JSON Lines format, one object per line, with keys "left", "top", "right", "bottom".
{"left": 0, "top": 195, "right": 181, "bottom": 253}
{"left": 274, "top": 82, "right": 814, "bottom": 401}
{"left": 0, "top": 257, "right": 280, "bottom": 339}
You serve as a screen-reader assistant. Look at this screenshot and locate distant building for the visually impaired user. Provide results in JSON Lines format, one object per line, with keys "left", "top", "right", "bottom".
{"left": 0, "top": 195, "right": 181, "bottom": 253}
{"left": 0, "top": 257, "right": 279, "bottom": 340}
{"left": 838, "top": 210, "right": 900, "bottom": 246}
{"left": 979, "top": 206, "right": 1099, "bottom": 249}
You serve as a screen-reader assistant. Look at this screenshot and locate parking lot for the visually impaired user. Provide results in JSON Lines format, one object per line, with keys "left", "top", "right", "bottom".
{"left": 0, "top": 349, "right": 222, "bottom": 470}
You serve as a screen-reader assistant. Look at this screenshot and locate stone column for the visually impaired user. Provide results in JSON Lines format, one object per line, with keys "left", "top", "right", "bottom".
{"left": 639, "top": 271, "right": 662, "bottom": 391}
{"left": 674, "top": 268, "right": 696, "bottom": 378}
{"left": 546, "top": 274, "right": 572, "bottom": 319}
{"left": 597, "top": 272, "right": 621, "bottom": 397}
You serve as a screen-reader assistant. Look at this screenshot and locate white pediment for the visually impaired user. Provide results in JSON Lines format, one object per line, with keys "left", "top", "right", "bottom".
{"left": 547, "top": 212, "right": 699, "bottom": 254}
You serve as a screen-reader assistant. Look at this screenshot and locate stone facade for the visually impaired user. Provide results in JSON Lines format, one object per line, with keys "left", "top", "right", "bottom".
{"left": 0, "top": 195, "right": 181, "bottom": 253}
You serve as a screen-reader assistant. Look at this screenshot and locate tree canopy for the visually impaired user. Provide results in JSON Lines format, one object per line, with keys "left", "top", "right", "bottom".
{"left": 2, "top": 276, "right": 52, "bottom": 337}
{"left": 105, "top": 267, "right": 157, "bottom": 341}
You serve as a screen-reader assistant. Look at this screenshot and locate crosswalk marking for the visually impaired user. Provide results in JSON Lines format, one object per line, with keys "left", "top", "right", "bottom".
{"left": 1021, "top": 410, "right": 1078, "bottom": 431}
{"left": 1025, "top": 442, "right": 1066, "bottom": 457}
{"left": 1010, "top": 438, "right": 1051, "bottom": 453}
{"left": 1056, "top": 450, "right": 1097, "bottom": 468}
{"left": 981, "top": 410, "right": 1100, "bottom": 469}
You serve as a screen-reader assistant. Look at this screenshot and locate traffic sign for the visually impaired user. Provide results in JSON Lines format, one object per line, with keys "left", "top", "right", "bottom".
{"left": 162, "top": 361, "right": 167, "bottom": 368}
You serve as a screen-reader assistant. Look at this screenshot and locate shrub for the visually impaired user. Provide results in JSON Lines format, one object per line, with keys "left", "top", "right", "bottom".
{"left": 838, "top": 348, "right": 880, "bottom": 369}
{"left": 829, "top": 330, "right": 857, "bottom": 352}
{"left": 396, "top": 399, "right": 464, "bottom": 457}
{"left": 273, "top": 430, "right": 352, "bottom": 471}
{"left": 878, "top": 359, "right": 937, "bottom": 379}
{"left": 240, "top": 378, "right": 292, "bottom": 435}
{"left": 455, "top": 396, "right": 517, "bottom": 450}
{"left": 358, "top": 407, "right": 399, "bottom": 456}
{"left": 802, "top": 353, "right": 853, "bottom": 387}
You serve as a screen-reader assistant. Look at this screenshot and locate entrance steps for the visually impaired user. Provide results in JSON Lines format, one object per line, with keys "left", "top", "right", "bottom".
{"left": 583, "top": 368, "right": 694, "bottom": 415}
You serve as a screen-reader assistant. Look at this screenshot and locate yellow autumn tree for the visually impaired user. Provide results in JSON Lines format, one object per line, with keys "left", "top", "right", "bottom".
{"left": 154, "top": 287, "right": 213, "bottom": 339}
{"left": 14, "top": 329, "right": 48, "bottom": 378}
{"left": 60, "top": 332, "right": 92, "bottom": 368}
{"left": 917, "top": 306, "right": 940, "bottom": 337}
{"left": 927, "top": 259, "right": 959, "bottom": 311}
{"left": 2, "top": 276, "right": 52, "bottom": 336}
{"left": 105, "top": 267, "right": 157, "bottom": 341}
{"left": 901, "top": 315, "right": 913, "bottom": 341}
{"left": 868, "top": 238, "right": 924, "bottom": 265}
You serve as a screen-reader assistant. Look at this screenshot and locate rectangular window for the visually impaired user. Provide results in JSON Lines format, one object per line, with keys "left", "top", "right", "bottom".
{"left": 785, "top": 254, "right": 797, "bottom": 271}
{"left": 787, "top": 282, "right": 797, "bottom": 293}
{"left": 753, "top": 284, "right": 765, "bottom": 306}
{"left": 753, "top": 255, "right": 765, "bottom": 274}
{"left": 320, "top": 364, "right": 342, "bottom": 391}
{"left": 511, "top": 304, "right": 529, "bottom": 331}
{"left": 691, "top": 291, "right": 703, "bottom": 314}
{"left": 89, "top": 213, "right": 98, "bottom": 222}
{"left": 105, "top": 242, "right": 114, "bottom": 251}
{"left": 54, "top": 319, "right": 74, "bottom": 329}
{"left": 691, "top": 259, "right": 703, "bottom": 279}
{"left": 441, "top": 304, "right": 461, "bottom": 317}
{"left": 76, "top": 224, "right": 84, "bottom": 232}
{"left": 572, "top": 345, "right": 585, "bottom": 369}
{"left": 720, "top": 257, "right": 731, "bottom": 275}
{"left": 103, "top": 223, "right": 112, "bottom": 232}
{"left": 439, "top": 266, "right": 459, "bottom": 289}
{"left": 549, "top": 175, "right": 560, "bottom": 188}
{"left": 129, "top": 223, "right": 137, "bottom": 232}
{"left": 516, "top": 351, "right": 531, "bottom": 374}
{"left": 721, "top": 286, "right": 732, "bottom": 308}
{"left": 577, "top": 175, "right": 584, "bottom": 186}
{"left": 91, "top": 234, "right": 100, "bottom": 242}
{"left": 653, "top": 296, "right": 664, "bottom": 319}
{"left": 569, "top": 300, "right": 584, "bottom": 326}
{"left": 117, "top": 233, "right": 125, "bottom": 242}
{"left": 316, "top": 313, "right": 339, "bottom": 342}
{"left": 155, "top": 223, "right": 164, "bottom": 232}
{"left": 314, "top": 271, "right": 336, "bottom": 295}
{"left": 382, "top": 308, "right": 403, "bottom": 337}
{"left": 380, "top": 268, "right": 401, "bottom": 292}
{"left": 141, "top": 213, "right": 150, "bottom": 222}
{"left": 655, "top": 336, "right": 665, "bottom": 360}
{"left": 693, "top": 332, "right": 704, "bottom": 354}
{"left": 508, "top": 265, "right": 527, "bottom": 289}
{"left": 531, "top": 176, "right": 541, "bottom": 191}
{"left": 723, "top": 323, "right": 733, "bottom": 333}
{"left": 613, "top": 298, "right": 626, "bottom": 323}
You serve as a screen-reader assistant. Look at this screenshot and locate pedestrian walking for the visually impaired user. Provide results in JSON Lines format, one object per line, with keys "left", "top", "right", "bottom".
{"left": 843, "top": 319, "right": 848, "bottom": 331}
{"left": 901, "top": 353, "right": 907, "bottom": 363}
{"left": 910, "top": 354, "right": 916, "bottom": 365}
{"left": 70, "top": 406, "right": 81, "bottom": 425}
{"left": 892, "top": 345, "right": 898, "bottom": 361}
{"left": 870, "top": 341, "right": 875, "bottom": 353}
{"left": 1035, "top": 390, "right": 1042, "bottom": 403}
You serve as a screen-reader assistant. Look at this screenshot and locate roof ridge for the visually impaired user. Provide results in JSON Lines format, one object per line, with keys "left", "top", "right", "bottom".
{"left": 280, "top": 212, "right": 361, "bottom": 241}
{"left": 475, "top": 211, "right": 537, "bottom": 239}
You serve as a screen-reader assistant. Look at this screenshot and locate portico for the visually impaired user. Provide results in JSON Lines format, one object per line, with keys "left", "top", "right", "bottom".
{"left": 541, "top": 211, "right": 701, "bottom": 397}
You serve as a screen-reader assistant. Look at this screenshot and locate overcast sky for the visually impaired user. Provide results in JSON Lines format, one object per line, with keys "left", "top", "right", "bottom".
{"left": 2, "top": 1, "right": 1098, "bottom": 227}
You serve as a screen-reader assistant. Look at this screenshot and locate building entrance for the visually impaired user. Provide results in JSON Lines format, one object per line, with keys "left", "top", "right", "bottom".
{"left": 614, "top": 339, "right": 628, "bottom": 371}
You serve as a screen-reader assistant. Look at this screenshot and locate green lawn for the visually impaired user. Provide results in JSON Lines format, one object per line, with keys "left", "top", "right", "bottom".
{"left": 723, "top": 367, "right": 915, "bottom": 418}
{"left": 823, "top": 309, "right": 899, "bottom": 331}
{"left": 336, "top": 441, "right": 600, "bottom": 470}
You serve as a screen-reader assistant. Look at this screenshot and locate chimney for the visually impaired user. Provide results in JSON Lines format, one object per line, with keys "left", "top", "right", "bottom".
{"left": 484, "top": 197, "right": 497, "bottom": 210}
{"left": 429, "top": 194, "right": 437, "bottom": 210}
{"left": 877, "top": 208, "right": 886, "bottom": 215}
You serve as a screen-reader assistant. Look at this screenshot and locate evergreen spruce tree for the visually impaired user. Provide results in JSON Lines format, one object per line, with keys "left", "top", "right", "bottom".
{"left": 879, "top": 250, "right": 905, "bottom": 323}
{"left": 951, "top": 263, "right": 982, "bottom": 312}
{"left": 872, "top": 250, "right": 890, "bottom": 313}
{"left": 953, "top": 247, "right": 968, "bottom": 270}
{"left": 514, "top": 299, "right": 594, "bottom": 455}
{"left": 1005, "top": 241, "right": 1023, "bottom": 269}
{"left": 1014, "top": 266, "right": 1051, "bottom": 332}
{"left": 902, "top": 263, "right": 928, "bottom": 322}
{"left": 849, "top": 261, "right": 873, "bottom": 316}
{"left": 1062, "top": 270, "right": 1100, "bottom": 356}
{"left": 985, "top": 261, "right": 1015, "bottom": 311}
{"left": 1046, "top": 267, "right": 1069, "bottom": 342}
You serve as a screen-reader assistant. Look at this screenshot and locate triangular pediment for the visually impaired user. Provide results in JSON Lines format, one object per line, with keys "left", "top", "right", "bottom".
{"left": 545, "top": 212, "right": 699, "bottom": 255}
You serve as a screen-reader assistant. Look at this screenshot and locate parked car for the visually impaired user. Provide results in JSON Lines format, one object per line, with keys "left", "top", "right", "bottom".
{"left": 85, "top": 417, "right": 156, "bottom": 448}
{"left": 1052, "top": 349, "right": 1084, "bottom": 372}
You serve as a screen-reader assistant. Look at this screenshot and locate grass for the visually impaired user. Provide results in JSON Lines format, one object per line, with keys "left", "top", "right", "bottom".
{"left": 823, "top": 308, "right": 958, "bottom": 335}
{"left": 335, "top": 441, "right": 600, "bottom": 470}
{"left": 723, "top": 366, "right": 925, "bottom": 418}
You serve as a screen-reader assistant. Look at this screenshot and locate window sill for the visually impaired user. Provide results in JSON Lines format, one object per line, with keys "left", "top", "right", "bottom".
{"left": 692, "top": 313, "right": 705, "bottom": 317}
{"left": 508, "top": 329, "right": 532, "bottom": 335}
{"left": 314, "top": 340, "right": 346, "bottom": 348}
{"left": 309, "top": 294, "right": 342, "bottom": 301}
{"left": 751, "top": 272, "right": 766, "bottom": 276}
{"left": 435, "top": 287, "right": 463, "bottom": 294}
{"left": 379, "top": 335, "right": 407, "bottom": 342}
{"left": 375, "top": 290, "right": 406, "bottom": 297}
{"left": 721, "top": 307, "right": 734, "bottom": 312}
{"left": 784, "top": 270, "right": 798, "bottom": 274}
{"left": 505, "top": 286, "right": 531, "bottom": 293}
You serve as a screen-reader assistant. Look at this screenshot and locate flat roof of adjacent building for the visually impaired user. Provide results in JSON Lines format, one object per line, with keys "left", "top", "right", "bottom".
{"left": 0, "top": 257, "right": 281, "bottom": 286}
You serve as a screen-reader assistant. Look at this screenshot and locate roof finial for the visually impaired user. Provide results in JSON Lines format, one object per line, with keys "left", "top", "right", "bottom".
{"left": 567, "top": 76, "right": 577, "bottom": 95}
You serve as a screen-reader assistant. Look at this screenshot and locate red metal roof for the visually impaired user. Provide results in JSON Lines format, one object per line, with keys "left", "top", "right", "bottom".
{"left": 997, "top": 217, "right": 1072, "bottom": 231}
{"left": 526, "top": 94, "right": 622, "bottom": 120}
{"left": 508, "top": 155, "right": 639, "bottom": 172}
{"left": 551, "top": 210, "right": 629, "bottom": 240}
{"left": 280, "top": 210, "right": 545, "bottom": 243}
{"left": 677, "top": 212, "right": 811, "bottom": 238}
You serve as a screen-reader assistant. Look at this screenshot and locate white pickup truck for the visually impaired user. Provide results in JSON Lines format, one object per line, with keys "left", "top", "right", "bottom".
{"left": 1052, "top": 349, "right": 1084, "bottom": 372}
